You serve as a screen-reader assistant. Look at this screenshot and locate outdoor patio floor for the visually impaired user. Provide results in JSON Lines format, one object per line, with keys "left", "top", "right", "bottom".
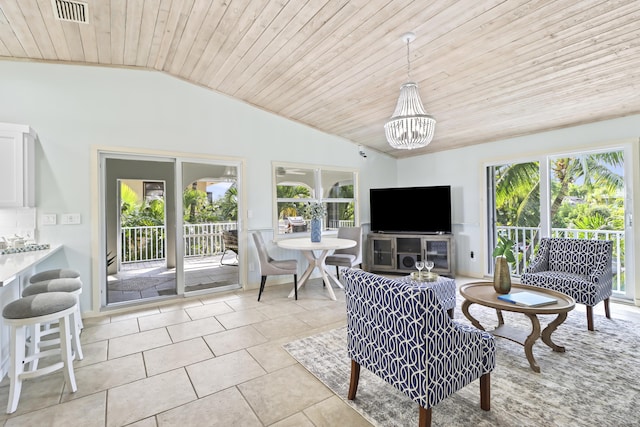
{"left": 107, "top": 254, "right": 240, "bottom": 304}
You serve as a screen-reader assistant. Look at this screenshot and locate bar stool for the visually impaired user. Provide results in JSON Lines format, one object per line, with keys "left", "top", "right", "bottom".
{"left": 3, "top": 292, "right": 78, "bottom": 414}
{"left": 22, "top": 277, "right": 84, "bottom": 364}
{"left": 28, "top": 269, "right": 83, "bottom": 330}
{"left": 28, "top": 268, "right": 80, "bottom": 284}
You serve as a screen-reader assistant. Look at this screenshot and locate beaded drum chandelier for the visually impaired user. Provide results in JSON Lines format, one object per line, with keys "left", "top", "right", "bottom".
{"left": 384, "top": 32, "right": 436, "bottom": 150}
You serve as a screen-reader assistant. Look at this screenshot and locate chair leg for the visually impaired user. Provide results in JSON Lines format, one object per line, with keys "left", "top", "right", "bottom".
{"left": 7, "top": 325, "right": 25, "bottom": 414}
{"left": 27, "top": 323, "right": 42, "bottom": 371}
{"left": 257, "top": 276, "right": 267, "bottom": 301}
{"left": 336, "top": 266, "right": 340, "bottom": 279}
{"left": 293, "top": 274, "right": 298, "bottom": 300}
{"left": 586, "top": 306, "right": 594, "bottom": 331}
{"left": 70, "top": 310, "right": 84, "bottom": 361}
{"left": 604, "top": 298, "right": 611, "bottom": 319}
{"left": 59, "top": 315, "right": 77, "bottom": 393}
{"left": 418, "top": 406, "right": 431, "bottom": 427}
{"left": 480, "top": 372, "right": 491, "bottom": 411}
{"left": 221, "top": 250, "right": 238, "bottom": 266}
{"left": 347, "top": 359, "right": 360, "bottom": 400}
{"left": 76, "top": 303, "right": 84, "bottom": 330}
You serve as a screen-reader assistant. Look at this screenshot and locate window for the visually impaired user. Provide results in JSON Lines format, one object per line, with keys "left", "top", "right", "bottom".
{"left": 486, "top": 147, "right": 632, "bottom": 300}
{"left": 143, "top": 181, "right": 165, "bottom": 202}
{"left": 273, "top": 162, "right": 358, "bottom": 236}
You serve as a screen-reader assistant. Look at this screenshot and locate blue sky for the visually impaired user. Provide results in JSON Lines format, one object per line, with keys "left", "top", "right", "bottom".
{"left": 207, "top": 182, "right": 233, "bottom": 200}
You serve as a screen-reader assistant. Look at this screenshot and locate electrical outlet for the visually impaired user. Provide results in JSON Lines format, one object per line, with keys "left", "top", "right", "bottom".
{"left": 61, "top": 213, "right": 81, "bottom": 225}
{"left": 42, "top": 214, "right": 57, "bottom": 225}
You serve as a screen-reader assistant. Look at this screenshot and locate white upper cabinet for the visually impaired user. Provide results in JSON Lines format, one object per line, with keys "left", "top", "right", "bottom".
{"left": 0, "top": 123, "right": 36, "bottom": 208}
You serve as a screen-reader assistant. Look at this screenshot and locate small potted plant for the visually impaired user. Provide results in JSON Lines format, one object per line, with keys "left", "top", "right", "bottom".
{"left": 492, "top": 235, "right": 516, "bottom": 294}
{"left": 306, "top": 201, "right": 326, "bottom": 242}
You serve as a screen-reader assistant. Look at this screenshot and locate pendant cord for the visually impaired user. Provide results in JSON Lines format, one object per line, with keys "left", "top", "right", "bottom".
{"left": 406, "top": 37, "right": 412, "bottom": 80}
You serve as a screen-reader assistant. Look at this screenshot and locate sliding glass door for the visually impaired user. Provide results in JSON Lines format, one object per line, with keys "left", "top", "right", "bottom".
{"left": 104, "top": 157, "right": 177, "bottom": 305}
{"left": 181, "top": 162, "right": 239, "bottom": 295}
{"left": 487, "top": 147, "right": 634, "bottom": 301}
{"left": 487, "top": 160, "right": 540, "bottom": 276}
{"left": 100, "top": 153, "right": 241, "bottom": 308}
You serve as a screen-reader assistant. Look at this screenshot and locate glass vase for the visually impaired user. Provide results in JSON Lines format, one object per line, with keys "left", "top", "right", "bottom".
{"left": 310, "top": 218, "right": 322, "bottom": 242}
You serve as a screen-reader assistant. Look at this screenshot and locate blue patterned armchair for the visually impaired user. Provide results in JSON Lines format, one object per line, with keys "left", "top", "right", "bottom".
{"left": 342, "top": 269, "right": 495, "bottom": 426}
{"left": 521, "top": 238, "right": 613, "bottom": 331}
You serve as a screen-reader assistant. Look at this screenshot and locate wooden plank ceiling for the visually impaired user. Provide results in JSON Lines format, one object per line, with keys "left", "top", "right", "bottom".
{"left": 0, "top": 0, "right": 639, "bottom": 159}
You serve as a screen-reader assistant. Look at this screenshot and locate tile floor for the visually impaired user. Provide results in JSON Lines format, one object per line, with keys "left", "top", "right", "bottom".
{"left": 0, "top": 276, "right": 638, "bottom": 427}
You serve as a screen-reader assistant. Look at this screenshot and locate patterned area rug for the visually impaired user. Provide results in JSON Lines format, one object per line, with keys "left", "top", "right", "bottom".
{"left": 283, "top": 304, "right": 640, "bottom": 427}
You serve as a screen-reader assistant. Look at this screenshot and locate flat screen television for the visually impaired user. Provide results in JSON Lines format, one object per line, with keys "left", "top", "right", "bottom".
{"left": 370, "top": 185, "right": 452, "bottom": 234}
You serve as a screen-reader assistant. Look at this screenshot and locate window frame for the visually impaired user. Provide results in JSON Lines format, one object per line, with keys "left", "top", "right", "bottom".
{"left": 272, "top": 161, "right": 358, "bottom": 239}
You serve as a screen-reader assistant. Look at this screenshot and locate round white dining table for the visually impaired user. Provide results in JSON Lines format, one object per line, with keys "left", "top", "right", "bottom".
{"left": 276, "top": 237, "right": 356, "bottom": 300}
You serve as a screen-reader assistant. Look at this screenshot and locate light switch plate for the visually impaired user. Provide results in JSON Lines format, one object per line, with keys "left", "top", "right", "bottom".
{"left": 42, "top": 214, "right": 57, "bottom": 225}
{"left": 61, "top": 213, "right": 81, "bottom": 225}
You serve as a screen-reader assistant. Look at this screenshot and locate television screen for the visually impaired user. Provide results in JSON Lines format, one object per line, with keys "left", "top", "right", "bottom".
{"left": 370, "top": 186, "right": 452, "bottom": 234}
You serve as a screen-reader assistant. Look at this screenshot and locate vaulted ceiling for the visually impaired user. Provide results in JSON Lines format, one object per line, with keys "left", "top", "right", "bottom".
{"left": 1, "top": 0, "right": 639, "bottom": 159}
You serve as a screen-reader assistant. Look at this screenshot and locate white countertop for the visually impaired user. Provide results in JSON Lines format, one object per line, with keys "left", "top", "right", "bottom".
{"left": 0, "top": 245, "right": 62, "bottom": 286}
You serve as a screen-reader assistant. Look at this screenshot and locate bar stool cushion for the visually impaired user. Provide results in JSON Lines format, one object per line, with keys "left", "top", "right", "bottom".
{"left": 3, "top": 293, "right": 77, "bottom": 320}
{"left": 22, "top": 278, "right": 82, "bottom": 297}
{"left": 29, "top": 269, "right": 80, "bottom": 284}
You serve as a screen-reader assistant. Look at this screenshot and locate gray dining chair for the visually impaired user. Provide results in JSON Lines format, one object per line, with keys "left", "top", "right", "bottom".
{"left": 325, "top": 226, "right": 362, "bottom": 279}
{"left": 252, "top": 232, "right": 298, "bottom": 301}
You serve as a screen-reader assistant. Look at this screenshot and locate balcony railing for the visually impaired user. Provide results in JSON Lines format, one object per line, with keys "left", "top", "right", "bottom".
{"left": 120, "top": 222, "right": 236, "bottom": 263}
{"left": 496, "top": 226, "right": 625, "bottom": 294}
{"left": 327, "top": 219, "right": 355, "bottom": 229}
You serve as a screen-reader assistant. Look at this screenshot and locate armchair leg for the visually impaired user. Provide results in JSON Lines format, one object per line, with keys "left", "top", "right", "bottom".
{"left": 418, "top": 406, "right": 431, "bottom": 427}
{"left": 347, "top": 359, "right": 360, "bottom": 400}
{"left": 586, "top": 306, "right": 594, "bottom": 331}
{"left": 480, "top": 373, "right": 491, "bottom": 411}
{"left": 257, "top": 276, "right": 267, "bottom": 302}
{"left": 604, "top": 298, "right": 611, "bottom": 319}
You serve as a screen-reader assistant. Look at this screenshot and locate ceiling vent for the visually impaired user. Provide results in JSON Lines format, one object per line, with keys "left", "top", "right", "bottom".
{"left": 52, "top": 0, "right": 89, "bottom": 24}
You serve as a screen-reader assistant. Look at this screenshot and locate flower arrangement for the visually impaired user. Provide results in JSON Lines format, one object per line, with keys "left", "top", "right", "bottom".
{"left": 306, "top": 201, "right": 327, "bottom": 220}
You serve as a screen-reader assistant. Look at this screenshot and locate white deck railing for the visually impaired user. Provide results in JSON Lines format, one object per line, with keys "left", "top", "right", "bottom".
{"left": 122, "top": 223, "right": 624, "bottom": 294}
{"left": 497, "top": 226, "right": 625, "bottom": 294}
{"left": 327, "top": 219, "right": 355, "bottom": 229}
{"left": 120, "top": 222, "right": 236, "bottom": 263}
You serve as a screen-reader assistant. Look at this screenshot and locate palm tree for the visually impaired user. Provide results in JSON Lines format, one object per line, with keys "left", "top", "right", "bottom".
{"left": 495, "top": 152, "right": 623, "bottom": 229}
{"left": 494, "top": 161, "right": 540, "bottom": 227}
{"left": 276, "top": 185, "right": 312, "bottom": 218}
{"left": 183, "top": 183, "right": 210, "bottom": 223}
{"left": 494, "top": 152, "right": 624, "bottom": 270}
{"left": 218, "top": 184, "right": 238, "bottom": 221}
{"left": 549, "top": 152, "right": 623, "bottom": 227}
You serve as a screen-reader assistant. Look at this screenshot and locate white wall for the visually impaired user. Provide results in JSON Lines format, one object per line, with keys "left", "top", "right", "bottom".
{"left": 3, "top": 59, "right": 638, "bottom": 310}
{"left": 0, "top": 60, "right": 396, "bottom": 314}
{"left": 397, "top": 115, "right": 640, "bottom": 304}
